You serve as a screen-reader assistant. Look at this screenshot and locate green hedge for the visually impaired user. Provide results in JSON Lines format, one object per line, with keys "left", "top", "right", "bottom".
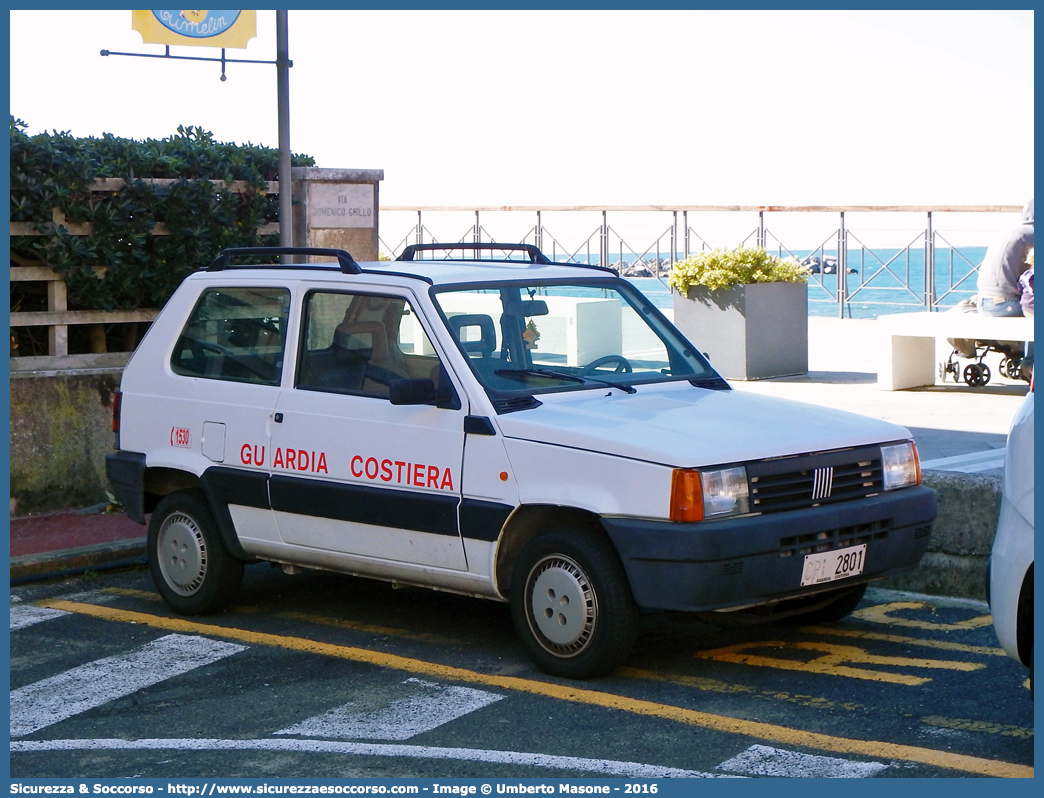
{"left": 9, "top": 117, "right": 315, "bottom": 311}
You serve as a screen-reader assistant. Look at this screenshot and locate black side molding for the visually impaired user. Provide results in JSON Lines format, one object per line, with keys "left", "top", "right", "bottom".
{"left": 200, "top": 467, "right": 271, "bottom": 559}
{"left": 269, "top": 474, "right": 460, "bottom": 537}
{"left": 460, "top": 499, "right": 514, "bottom": 542}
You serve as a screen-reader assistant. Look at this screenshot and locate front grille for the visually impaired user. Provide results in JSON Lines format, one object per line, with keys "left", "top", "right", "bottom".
{"left": 778, "top": 520, "right": 890, "bottom": 558}
{"left": 748, "top": 445, "right": 885, "bottom": 514}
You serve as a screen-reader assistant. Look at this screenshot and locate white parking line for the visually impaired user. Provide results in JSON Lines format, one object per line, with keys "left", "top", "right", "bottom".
{"left": 276, "top": 677, "right": 504, "bottom": 740}
{"left": 717, "top": 744, "right": 888, "bottom": 778}
{"left": 948, "top": 460, "right": 1007, "bottom": 474}
{"left": 10, "top": 634, "right": 247, "bottom": 737}
{"left": 920, "top": 450, "right": 1005, "bottom": 473}
{"left": 10, "top": 605, "right": 70, "bottom": 631}
{"left": 9, "top": 737, "right": 736, "bottom": 778}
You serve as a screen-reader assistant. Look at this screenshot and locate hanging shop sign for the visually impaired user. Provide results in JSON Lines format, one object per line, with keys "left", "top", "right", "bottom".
{"left": 132, "top": 10, "right": 257, "bottom": 49}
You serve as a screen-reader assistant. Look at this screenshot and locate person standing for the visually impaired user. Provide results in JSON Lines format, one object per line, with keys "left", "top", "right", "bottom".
{"left": 977, "top": 198, "right": 1034, "bottom": 316}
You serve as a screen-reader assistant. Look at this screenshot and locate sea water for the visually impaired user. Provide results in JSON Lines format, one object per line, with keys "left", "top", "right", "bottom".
{"left": 622, "top": 246, "right": 988, "bottom": 319}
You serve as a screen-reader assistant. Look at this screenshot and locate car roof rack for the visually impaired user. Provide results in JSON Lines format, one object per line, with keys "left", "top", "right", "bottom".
{"left": 207, "top": 247, "right": 361, "bottom": 275}
{"left": 395, "top": 242, "right": 617, "bottom": 275}
{"left": 397, "top": 243, "right": 552, "bottom": 264}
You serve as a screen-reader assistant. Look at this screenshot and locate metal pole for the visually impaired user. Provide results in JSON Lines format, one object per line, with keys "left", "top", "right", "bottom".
{"left": 926, "top": 211, "right": 936, "bottom": 311}
{"left": 536, "top": 211, "right": 542, "bottom": 252}
{"left": 601, "top": 211, "right": 608, "bottom": 268}
{"left": 276, "top": 11, "right": 292, "bottom": 262}
{"left": 474, "top": 210, "right": 480, "bottom": 244}
{"left": 684, "top": 211, "right": 689, "bottom": 259}
{"left": 758, "top": 210, "right": 765, "bottom": 249}
{"left": 671, "top": 211, "right": 677, "bottom": 269}
{"left": 838, "top": 211, "right": 847, "bottom": 318}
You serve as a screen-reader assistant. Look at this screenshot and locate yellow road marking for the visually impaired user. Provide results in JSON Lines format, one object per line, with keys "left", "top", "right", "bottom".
{"left": 696, "top": 640, "right": 984, "bottom": 686}
{"left": 42, "top": 599, "right": 1031, "bottom": 779}
{"left": 801, "top": 624, "right": 1006, "bottom": 657}
{"left": 103, "top": 589, "right": 459, "bottom": 643}
{"left": 103, "top": 587, "right": 161, "bottom": 600}
{"left": 276, "top": 611, "right": 461, "bottom": 646}
{"left": 853, "top": 602, "right": 993, "bottom": 631}
{"left": 619, "top": 667, "right": 864, "bottom": 712}
{"left": 922, "top": 716, "right": 1034, "bottom": 740}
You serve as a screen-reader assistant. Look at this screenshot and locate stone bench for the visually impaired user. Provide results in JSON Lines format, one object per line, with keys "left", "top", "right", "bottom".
{"left": 876, "top": 311, "right": 1034, "bottom": 390}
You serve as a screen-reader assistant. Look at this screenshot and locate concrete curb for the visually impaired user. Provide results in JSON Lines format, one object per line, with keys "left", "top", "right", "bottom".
{"left": 878, "top": 469, "right": 1000, "bottom": 600}
{"left": 10, "top": 538, "right": 147, "bottom": 583}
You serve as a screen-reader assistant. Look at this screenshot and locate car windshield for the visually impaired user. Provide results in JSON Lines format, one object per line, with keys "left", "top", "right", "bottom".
{"left": 432, "top": 279, "right": 722, "bottom": 395}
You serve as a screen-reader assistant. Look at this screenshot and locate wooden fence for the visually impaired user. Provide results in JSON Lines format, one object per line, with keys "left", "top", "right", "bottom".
{"left": 9, "top": 178, "right": 279, "bottom": 373}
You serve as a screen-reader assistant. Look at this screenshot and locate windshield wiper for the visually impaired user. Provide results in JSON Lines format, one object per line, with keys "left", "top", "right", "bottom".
{"left": 494, "top": 368, "right": 637, "bottom": 394}
{"left": 495, "top": 368, "right": 586, "bottom": 384}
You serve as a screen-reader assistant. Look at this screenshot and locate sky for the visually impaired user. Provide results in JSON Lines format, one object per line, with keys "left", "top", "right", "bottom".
{"left": 8, "top": 9, "right": 1034, "bottom": 212}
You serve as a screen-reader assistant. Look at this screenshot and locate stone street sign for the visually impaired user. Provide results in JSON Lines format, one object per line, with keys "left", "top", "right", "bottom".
{"left": 307, "top": 183, "right": 375, "bottom": 229}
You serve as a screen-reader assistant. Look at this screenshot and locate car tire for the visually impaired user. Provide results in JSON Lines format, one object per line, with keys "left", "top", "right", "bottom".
{"left": 510, "top": 527, "right": 639, "bottom": 679}
{"left": 148, "top": 490, "right": 244, "bottom": 615}
{"left": 798, "top": 582, "right": 868, "bottom": 624}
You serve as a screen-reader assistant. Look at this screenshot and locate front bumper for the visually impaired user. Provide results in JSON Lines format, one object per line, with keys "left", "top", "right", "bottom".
{"left": 600, "top": 485, "right": 936, "bottom": 612}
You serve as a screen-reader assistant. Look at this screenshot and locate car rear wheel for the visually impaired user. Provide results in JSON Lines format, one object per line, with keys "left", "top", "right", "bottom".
{"left": 510, "top": 527, "right": 639, "bottom": 679}
{"left": 148, "top": 490, "right": 243, "bottom": 615}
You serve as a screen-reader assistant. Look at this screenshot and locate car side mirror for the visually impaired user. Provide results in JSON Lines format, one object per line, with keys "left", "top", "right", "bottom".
{"left": 389, "top": 378, "right": 437, "bottom": 406}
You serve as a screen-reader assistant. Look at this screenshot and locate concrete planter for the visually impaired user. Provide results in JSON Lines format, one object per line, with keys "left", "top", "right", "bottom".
{"left": 673, "top": 282, "right": 808, "bottom": 380}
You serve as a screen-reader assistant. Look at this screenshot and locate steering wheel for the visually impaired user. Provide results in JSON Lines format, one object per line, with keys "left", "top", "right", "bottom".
{"left": 579, "top": 355, "right": 633, "bottom": 375}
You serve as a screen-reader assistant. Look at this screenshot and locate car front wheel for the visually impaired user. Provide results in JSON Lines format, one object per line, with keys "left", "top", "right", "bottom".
{"left": 510, "top": 527, "right": 639, "bottom": 679}
{"left": 148, "top": 490, "right": 244, "bottom": 615}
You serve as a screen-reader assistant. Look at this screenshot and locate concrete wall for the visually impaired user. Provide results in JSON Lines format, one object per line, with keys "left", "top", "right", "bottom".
{"left": 10, "top": 369, "right": 121, "bottom": 515}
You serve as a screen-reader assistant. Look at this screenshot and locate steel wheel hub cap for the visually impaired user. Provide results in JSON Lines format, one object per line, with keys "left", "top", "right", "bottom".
{"left": 157, "top": 512, "right": 208, "bottom": 596}
{"left": 527, "top": 555, "right": 596, "bottom": 654}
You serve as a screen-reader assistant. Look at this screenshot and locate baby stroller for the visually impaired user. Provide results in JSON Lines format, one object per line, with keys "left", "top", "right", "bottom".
{"left": 940, "top": 338, "right": 1025, "bottom": 387}
{"left": 939, "top": 300, "right": 1029, "bottom": 387}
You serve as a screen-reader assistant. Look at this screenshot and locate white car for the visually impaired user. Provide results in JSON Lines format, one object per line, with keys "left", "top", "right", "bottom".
{"left": 106, "top": 244, "right": 937, "bottom": 678}
{"left": 989, "top": 382, "right": 1034, "bottom": 689}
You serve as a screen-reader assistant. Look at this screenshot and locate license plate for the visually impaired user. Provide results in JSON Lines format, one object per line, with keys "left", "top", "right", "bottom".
{"left": 800, "top": 544, "right": 866, "bottom": 587}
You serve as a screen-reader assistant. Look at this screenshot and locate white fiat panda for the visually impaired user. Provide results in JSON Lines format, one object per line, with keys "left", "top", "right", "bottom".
{"left": 107, "top": 244, "right": 936, "bottom": 678}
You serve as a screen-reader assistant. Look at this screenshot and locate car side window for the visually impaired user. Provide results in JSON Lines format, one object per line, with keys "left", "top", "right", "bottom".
{"left": 170, "top": 287, "right": 290, "bottom": 385}
{"left": 296, "top": 290, "right": 453, "bottom": 403}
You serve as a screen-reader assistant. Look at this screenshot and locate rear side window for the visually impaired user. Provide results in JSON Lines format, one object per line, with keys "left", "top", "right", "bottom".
{"left": 296, "top": 290, "right": 454, "bottom": 403}
{"left": 170, "top": 287, "right": 290, "bottom": 385}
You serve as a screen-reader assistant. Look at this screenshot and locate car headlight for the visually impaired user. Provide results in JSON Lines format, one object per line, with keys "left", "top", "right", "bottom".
{"left": 670, "top": 466, "right": 749, "bottom": 522}
{"left": 881, "top": 441, "right": 921, "bottom": 490}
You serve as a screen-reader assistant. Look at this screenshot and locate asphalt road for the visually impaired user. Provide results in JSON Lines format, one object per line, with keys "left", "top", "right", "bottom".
{"left": 9, "top": 564, "right": 1034, "bottom": 780}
